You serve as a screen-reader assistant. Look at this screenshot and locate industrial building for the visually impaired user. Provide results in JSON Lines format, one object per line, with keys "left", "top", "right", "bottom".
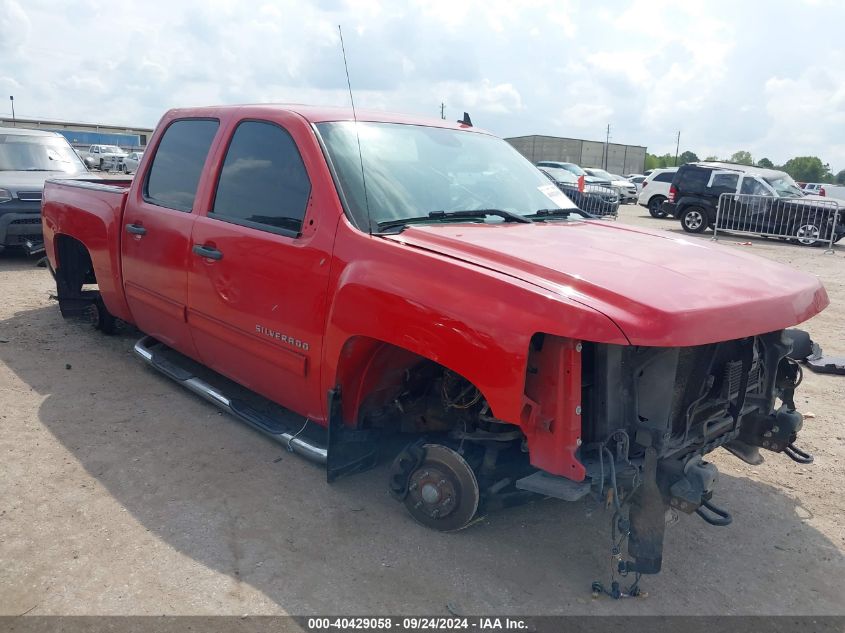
{"left": 0, "top": 116, "right": 153, "bottom": 150}
{"left": 506, "top": 134, "right": 647, "bottom": 175}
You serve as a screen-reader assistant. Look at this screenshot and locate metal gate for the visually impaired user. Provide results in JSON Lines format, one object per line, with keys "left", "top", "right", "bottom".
{"left": 713, "top": 193, "right": 843, "bottom": 252}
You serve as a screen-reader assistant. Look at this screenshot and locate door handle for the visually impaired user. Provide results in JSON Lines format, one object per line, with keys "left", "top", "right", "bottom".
{"left": 192, "top": 244, "right": 223, "bottom": 261}
{"left": 125, "top": 223, "right": 147, "bottom": 236}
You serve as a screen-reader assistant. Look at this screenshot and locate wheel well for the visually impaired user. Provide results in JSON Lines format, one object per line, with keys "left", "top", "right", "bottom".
{"left": 336, "top": 336, "right": 491, "bottom": 433}
{"left": 55, "top": 235, "right": 96, "bottom": 294}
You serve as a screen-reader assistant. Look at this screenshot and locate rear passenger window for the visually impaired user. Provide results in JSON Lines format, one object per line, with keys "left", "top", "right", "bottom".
{"left": 654, "top": 172, "right": 674, "bottom": 183}
{"left": 677, "top": 168, "right": 709, "bottom": 193}
{"left": 709, "top": 173, "right": 739, "bottom": 190}
{"left": 211, "top": 121, "right": 311, "bottom": 236}
{"left": 145, "top": 119, "right": 219, "bottom": 212}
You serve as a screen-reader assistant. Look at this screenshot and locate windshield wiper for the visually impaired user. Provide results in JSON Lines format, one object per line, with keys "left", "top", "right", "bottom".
{"left": 525, "top": 208, "right": 590, "bottom": 220}
{"left": 376, "top": 208, "right": 531, "bottom": 233}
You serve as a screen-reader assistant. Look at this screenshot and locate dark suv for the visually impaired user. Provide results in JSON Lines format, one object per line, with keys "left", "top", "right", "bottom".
{"left": 663, "top": 162, "right": 845, "bottom": 245}
{"left": 0, "top": 128, "right": 90, "bottom": 254}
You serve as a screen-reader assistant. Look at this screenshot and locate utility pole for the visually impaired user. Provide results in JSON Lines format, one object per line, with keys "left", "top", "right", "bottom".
{"left": 674, "top": 130, "right": 681, "bottom": 166}
{"left": 603, "top": 124, "right": 611, "bottom": 169}
{"left": 440, "top": 102, "right": 445, "bottom": 120}
{"left": 9, "top": 96, "right": 15, "bottom": 126}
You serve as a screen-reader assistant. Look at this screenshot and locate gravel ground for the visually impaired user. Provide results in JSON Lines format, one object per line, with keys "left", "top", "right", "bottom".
{"left": 1, "top": 203, "right": 843, "bottom": 616}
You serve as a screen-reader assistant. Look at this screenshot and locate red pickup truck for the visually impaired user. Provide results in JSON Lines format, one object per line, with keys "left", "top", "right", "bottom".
{"left": 41, "top": 104, "right": 827, "bottom": 582}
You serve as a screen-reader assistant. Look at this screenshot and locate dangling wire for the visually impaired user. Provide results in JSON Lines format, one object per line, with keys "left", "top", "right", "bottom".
{"left": 286, "top": 418, "right": 311, "bottom": 453}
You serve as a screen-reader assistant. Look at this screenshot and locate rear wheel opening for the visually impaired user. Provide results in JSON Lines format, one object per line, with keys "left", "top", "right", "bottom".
{"left": 55, "top": 236, "right": 118, "bottom": 334}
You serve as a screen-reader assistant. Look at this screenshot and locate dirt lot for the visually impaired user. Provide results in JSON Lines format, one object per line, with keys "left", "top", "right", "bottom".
{"left": 1, "top": 204, "right": 844, "bottom": 616}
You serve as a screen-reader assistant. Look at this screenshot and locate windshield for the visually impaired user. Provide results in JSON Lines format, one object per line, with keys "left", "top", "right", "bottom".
{"left": 558, "top": 163, "right": 586, "bottom": 176}
{"left": 588, "top": 168, "right": 614, "bottom": 180}
{"left": 317, "top": 122, "right": 577, "bottom": 231}
{"left": 540, "top": 167, "right": 578, "bottom": 184}
{"left": 764, "top": 175, "right": 804, "bottom": 198}
{"left": 0, "top": 134, "right": 88, "bottom": 174}
{"left": 103, "top": 145, "right": 123, "bottom": 154}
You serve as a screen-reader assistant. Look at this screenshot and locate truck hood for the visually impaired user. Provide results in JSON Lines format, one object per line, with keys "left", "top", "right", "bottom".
{"left": 383, "top": 220, "right": 829, "bottom": 346}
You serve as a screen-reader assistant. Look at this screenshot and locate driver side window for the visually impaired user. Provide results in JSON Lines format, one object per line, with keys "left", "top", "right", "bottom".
{"left": 740, "top": 177, "right": 770, "bottom": 196}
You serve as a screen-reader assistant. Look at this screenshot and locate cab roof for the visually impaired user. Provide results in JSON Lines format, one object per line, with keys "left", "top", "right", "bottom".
{"left": 162, "top": 104, "right": 489, "bottom": 134}
{"left": 693, "top": 161, "right": 788, "bottom": 179}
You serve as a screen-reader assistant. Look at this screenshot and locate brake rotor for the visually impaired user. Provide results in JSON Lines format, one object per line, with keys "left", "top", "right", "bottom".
{"left": 403, "top": 444, "right": 479, "bottom": 532}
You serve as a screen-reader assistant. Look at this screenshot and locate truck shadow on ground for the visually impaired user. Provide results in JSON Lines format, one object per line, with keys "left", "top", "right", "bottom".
{"left": 1, "top": 302, "right": 843, "bottom": 615}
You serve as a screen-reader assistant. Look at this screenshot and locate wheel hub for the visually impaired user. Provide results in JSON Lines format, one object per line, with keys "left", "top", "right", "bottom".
{"left": 402, "top": 444, "right": 480, "bottom": 531}
{"left": 408, "top": 466, "right": 458, "bottom": 519}
{"left": 686, "top": 211, "right": 703, "bottom": 229}
{"left": 796, "top": 224, "right": 820, "bottom": 244}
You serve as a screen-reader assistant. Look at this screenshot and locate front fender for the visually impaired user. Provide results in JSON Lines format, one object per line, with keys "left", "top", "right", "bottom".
{"left": 321, "top": 226, "right": 627, "bottom": 425}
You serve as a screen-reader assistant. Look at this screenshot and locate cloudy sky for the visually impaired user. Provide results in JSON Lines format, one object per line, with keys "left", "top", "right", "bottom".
{"left": 1, "top": 0, "right": 843, "bottom": 170}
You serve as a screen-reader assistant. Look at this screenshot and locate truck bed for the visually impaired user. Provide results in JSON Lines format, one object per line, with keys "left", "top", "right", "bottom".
{"left": 42, "top": 177, "right": 135, "bottom": 322}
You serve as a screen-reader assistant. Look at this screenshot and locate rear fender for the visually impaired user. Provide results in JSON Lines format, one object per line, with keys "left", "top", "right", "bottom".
{"left": 676, "top": 196, "right": 716, "bottom": 220}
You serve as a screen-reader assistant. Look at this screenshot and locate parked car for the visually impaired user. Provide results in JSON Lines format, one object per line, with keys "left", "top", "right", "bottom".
{"left": 0, "top": 127, "right": 90, "bottom": 254}
{"left": 820, "top": 184, "right": 845, "bottom": 199}
{"left": 583, "top": 168, "right": 638, "bottom": 202}
{"left": 539, "top": 167, "right": 620, "bottom": 216}
{"left": 42, "top": 105, "right": 825, "bottom": 581}
{"left": 86, "top": 144, "right": 127, "bottom": 171}
{"left": 637, "top": 168, "right": 678, "bottom": 218}
{"left": 535, "top": 161, "right": 610, "bottom": 186}
{"left": 663, "top": 162, "right": 845, "bottom": 245}
{"left": 802, "top": 183, "right": 825, "bottom": 196}
{"left": 626, "top": 174, "right": 647, "bottom": 193}
{"left": 121, "top": 151, "right": 144, "bottom": 174}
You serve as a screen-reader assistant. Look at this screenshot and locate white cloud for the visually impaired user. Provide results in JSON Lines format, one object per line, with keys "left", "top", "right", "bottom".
{"left": 0, "top": 0, "right": 844, "bottom": 171}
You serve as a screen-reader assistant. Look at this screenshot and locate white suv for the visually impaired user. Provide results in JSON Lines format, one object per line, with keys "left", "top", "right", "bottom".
{"left": 637, "top": 168, "right": 678, "bottom": 217}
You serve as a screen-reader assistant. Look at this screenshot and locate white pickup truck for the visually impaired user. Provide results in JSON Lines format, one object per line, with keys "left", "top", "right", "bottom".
{"left": 86, "top": 144, "right": 127, "bottom": 171}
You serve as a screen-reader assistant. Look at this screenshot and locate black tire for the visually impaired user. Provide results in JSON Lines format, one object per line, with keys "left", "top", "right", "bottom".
{"left": 681, "top": 206, "right": 708, "bottom": 233}
{"left": 88, "top": 297, "right": 118, "bottom": 334}
{"left": 648, "top": 196, "right": 667, "bottom": 218}
{"left": 98, "top": 158, "right": 104, "bottom": 171}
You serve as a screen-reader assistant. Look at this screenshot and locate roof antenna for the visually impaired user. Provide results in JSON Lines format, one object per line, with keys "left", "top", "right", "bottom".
{"left": 338, "top": 25, "right": 373, "bottom": 234}
{"left": 458, "top": 112, "right": 473, "bottom": 127}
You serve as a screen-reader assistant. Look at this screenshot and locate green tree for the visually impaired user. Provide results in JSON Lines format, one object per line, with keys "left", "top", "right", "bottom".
{"left": 756, "top": 157, "right": 774, "bottom": 168}
{"left": 704, "top": 155, "right": 719, "bottom": 161}
{"left": 730, "top": 150, "right": 754, "bottom": 165}
{"left": 834, "top": 169, "right": 845, "bottom": 185}
{"left": 678, "top": 151, "right": 699, "bottom": 165}
{"left": 781, "top": 156, "right": 831, "bottom": 183}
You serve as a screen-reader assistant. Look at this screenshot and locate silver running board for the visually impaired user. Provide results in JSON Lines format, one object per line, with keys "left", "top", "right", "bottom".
{"left": 133, "top": 335, "right": 327, "bottom": 464}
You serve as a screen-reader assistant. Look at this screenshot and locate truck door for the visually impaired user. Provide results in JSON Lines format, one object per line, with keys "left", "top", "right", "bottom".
{"left": 121, "top": 118, "right": 220, "bottom": 358}
{"left": 187, "top": 116, "right": 333, "bottom": 422}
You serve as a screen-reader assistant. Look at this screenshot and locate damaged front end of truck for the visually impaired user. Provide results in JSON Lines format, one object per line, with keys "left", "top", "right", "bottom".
{"left": 575, "top": 329, "right": 811, "bottom": 580}
{"left": 377, "top": 326, "right": 814, "bottom": 594}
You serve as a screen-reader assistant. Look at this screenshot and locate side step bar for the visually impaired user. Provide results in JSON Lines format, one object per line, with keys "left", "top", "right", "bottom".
{"left": 133, "top": 335, "right": 327, "bottom": 464}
